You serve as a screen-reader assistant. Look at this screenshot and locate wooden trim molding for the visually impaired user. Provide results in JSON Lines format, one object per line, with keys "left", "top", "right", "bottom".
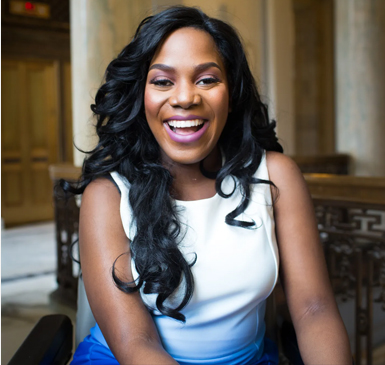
{"left": 304, "top": 174, "right": 385, "bottom": 204}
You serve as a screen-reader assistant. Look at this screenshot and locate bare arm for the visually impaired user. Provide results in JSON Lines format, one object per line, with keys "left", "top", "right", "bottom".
{"left": 267, "top": 152, "right": 351, "bottom": 365}
{"left": 79, "top": 178, "right": 178, "bottom": 364}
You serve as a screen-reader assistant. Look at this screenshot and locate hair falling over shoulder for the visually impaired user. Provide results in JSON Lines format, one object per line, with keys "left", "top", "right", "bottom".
{"left": 63, "top": 6, "right": 283, "bottom": 321}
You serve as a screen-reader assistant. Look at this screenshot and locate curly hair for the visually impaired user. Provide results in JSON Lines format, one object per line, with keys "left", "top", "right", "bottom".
{"left": 64, "top": 6, "right": 283, "bottom": 322}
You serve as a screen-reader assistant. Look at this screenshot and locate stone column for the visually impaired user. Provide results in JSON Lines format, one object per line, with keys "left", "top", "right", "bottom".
{"left": 70, "top": 0, "right": 151, "bottom": 166}
{"left": 293, "top": 0, "right": 335, "bottom": 156}
{"left": 263, "top": 0, "right": 295, "bottom": 154}
{"left": 335, "top": 0, "right": 385, "bottom": 176}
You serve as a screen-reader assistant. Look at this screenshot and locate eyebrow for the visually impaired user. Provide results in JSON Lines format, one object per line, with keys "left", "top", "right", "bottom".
{"left": 148, "top": 62, "right": 222, "bottom": 72}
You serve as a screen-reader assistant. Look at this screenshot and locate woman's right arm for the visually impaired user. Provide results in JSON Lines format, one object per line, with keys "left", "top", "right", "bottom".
{"left": 79, "top": 178, "right": 178, "bottom": 364}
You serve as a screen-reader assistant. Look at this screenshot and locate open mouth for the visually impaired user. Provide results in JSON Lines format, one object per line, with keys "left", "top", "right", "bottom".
{"left": 163, "top": 118, "right": 210, "bottom": 143}
{"left": 166, "top": 119, "right": 206, "bottom": 135}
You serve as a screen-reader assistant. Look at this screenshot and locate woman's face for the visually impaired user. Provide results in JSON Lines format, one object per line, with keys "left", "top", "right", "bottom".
{"left": 144, "top": 27, "right": 229, "bottom": 166}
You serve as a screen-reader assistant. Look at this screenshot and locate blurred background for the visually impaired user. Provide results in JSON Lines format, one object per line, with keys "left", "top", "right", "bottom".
{"left": 1, "top": 0, "right": 385, "bottom": 364}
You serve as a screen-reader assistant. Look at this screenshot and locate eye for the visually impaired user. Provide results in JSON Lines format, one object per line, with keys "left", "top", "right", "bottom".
{"left": 197, "top": 77, "right": 220, "bottom": 86}
{"left": 150, "top": 78, "right": 173, "bottom": 87}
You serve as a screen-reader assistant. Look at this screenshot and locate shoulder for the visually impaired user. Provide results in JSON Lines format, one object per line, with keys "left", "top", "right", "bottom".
{"left": 265, "top": 151, "right": 311, "bottom": 210}
{"left": 265, "top": 151, "right": 306, "bottom": 191}
{"left": 79, "top": 176, "right": 128, "bottom": 259}
{"left": 81, "top": 176, "right": 121, "bottom": 221}
{"left": 266, "top": 151, "right": 302, "bottom": 181}
{"left": 83, "top": 176, "right": 120, "bottom": 198}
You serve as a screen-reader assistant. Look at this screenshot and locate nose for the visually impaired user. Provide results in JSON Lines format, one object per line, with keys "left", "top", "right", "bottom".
{"left": 169, "top": 83, "right": 201, "bottom": 109}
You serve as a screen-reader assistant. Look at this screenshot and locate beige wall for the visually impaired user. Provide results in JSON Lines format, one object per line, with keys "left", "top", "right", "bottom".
{"left": 335, "top": 0, "right": 385, "bottom": 176}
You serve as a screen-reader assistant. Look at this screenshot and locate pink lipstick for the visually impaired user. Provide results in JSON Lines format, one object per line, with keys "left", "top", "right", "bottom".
{"left": 163, "top": 115, "right": 209, "bottom": 143}
{"left": 164, "top": 114, "right": 205, "bottom": 121}
{"left": 164, "top": 120, "right": 209, "bottom": 143}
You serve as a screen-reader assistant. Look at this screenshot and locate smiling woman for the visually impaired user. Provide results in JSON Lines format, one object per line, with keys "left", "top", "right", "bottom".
{"left": 65, "top": 5, "right": 352, "bottom": 365}
{"left": 145, "top": 28, "right": 229, "bottom": 178}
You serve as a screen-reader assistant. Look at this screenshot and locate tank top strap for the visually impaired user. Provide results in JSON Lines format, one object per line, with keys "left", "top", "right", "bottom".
{"left": 254, "top": 151, "right": 269, "bottom": 180}
{"left": 109, "top": 171, "right": 136, "bottom": 240}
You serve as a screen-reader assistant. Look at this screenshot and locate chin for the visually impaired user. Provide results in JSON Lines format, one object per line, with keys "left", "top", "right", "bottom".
{"left": 171, "top": 155, "right": 206, "bottom": 165}
{"left": 163, "top": 149, "right": 210, "bottom": 166}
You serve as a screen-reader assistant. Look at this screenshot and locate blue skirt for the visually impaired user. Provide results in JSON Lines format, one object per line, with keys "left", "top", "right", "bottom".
{"left": 71, "top": 326, "right": 279, "bottom": 365}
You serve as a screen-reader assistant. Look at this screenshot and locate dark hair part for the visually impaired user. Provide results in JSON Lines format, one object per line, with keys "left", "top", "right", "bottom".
{"left": 64, "top": 6, "right": 283, "bottom": 321}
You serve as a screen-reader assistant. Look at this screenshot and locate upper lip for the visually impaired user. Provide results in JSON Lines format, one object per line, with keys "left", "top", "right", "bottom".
{"left": 163, "top": 115, "right": 208, "bottom": 122}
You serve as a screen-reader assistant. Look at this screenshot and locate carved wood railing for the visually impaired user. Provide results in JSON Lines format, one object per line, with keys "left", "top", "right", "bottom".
{"left": 305, "top": 174, "right": 385, "bottom": 365}
{"left": 49, "top": 164, "right": 81, "bottom": 309}
{"left": 314, "top": 198, "right": 385, "bottom": 365}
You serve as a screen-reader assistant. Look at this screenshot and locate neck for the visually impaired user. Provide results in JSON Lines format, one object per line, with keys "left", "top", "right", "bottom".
{"left": 163, "top": 147, "right": 222, "bottom": 201}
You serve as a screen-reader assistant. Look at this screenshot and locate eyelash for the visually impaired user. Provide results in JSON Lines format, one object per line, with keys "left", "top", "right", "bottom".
{"left": 150, "top": 79, "right": 173, "bottom": 87}
{"left": 150, "top": 77, "right": 220, "bottom": 87}
{"left": 197, "top": 77, "right": 220, "bottom": 85}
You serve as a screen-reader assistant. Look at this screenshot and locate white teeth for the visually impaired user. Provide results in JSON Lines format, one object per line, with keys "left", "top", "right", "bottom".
{"left": 167, "top": 119, "right": 205, "bottom": 128}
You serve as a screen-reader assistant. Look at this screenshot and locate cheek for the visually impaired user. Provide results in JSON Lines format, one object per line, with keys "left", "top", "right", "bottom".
{"left": 213, "top": 90, "right": 230, "bottom": 122}
{"left": 144, "top": 89, "right": 166, "bottom": 120}
{"left": 144, "top": 90, "right": 155, "bottom": 119}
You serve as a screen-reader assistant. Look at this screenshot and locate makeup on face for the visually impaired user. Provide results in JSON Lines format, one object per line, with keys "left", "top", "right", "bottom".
{"left": 164, "top": 114, "right": 209, "bottom": 142}
{"left": 144, "top": 27, "right": 230, "bottom": 166}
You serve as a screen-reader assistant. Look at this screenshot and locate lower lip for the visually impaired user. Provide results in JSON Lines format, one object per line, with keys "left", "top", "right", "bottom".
{"left": 164, "top": 121, "right": 209, "bottom": 143}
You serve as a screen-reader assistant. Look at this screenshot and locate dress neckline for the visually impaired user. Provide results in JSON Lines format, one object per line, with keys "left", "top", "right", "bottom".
{"left": 174, "top": 191, "right": 220, "bottom": 206}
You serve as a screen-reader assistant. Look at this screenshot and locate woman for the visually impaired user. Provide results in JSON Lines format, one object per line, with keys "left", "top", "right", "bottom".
{"left": 69, "top": 6, "right": 351, "bottom": 365}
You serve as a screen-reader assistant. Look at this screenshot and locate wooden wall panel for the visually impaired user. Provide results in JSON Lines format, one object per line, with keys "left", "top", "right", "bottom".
{"left": 2, "top": 61, "right": 25, "bottom": 211}
{"left": 1, "top": 63, "right": 21, "bottom": 151}
{"left": 2, "top": 170, "right": 23, "bottom": 206}
{"left": 2, "top": 10, "right": 72, "bottom": 225}
{"left": 28, "top": 65, "right": 49, "bottom": 149}
{"left": 1, "top": 59, "right": 59, "bottom": 225}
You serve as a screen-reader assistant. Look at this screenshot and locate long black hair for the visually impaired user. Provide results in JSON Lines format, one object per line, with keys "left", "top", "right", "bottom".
{"left": 64, "top": 6, "right": 283, "bottom": 322}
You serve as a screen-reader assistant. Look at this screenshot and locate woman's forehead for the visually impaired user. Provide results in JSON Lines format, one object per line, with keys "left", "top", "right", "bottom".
{"left": 149, "top": 28, "right": 224, "bottom": 70}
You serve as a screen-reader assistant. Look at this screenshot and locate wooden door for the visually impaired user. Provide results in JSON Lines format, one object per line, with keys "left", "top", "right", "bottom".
{"left": 1, "top": 59, "right": 59, "bottom": 226}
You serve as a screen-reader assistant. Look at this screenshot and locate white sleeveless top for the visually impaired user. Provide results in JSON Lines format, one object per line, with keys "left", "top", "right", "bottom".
{"left": 109, "top": 152, "right": 279, "bottom": 365}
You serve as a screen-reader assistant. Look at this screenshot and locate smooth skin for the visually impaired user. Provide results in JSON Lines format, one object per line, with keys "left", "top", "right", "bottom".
{"left": 145, "top": 28, "right": 229, "bottom": 168}
{"left": 144, "top": 27, "right": 229, "bottom": 200}
{"left": 267, "top": 152, "right": 352, "bottom": 364}
{"left": 79, "top": 28, "right": 351, "bottom": 364}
